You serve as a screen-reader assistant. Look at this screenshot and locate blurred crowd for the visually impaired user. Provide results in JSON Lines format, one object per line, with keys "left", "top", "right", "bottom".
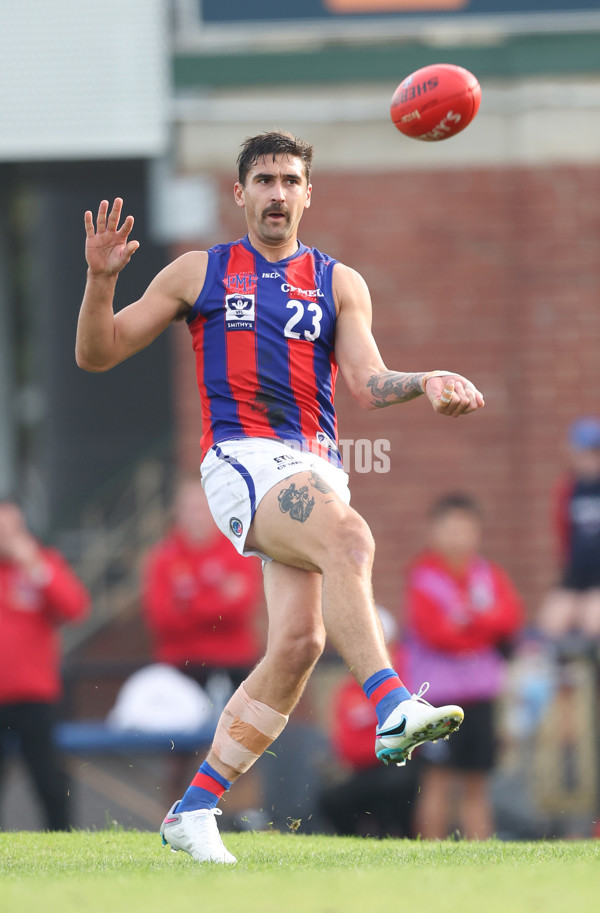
{"left": 1, "top": 416, "right": 600, "bottom": 838}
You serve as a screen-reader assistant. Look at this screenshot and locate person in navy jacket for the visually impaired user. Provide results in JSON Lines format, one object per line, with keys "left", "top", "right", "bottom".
{"left": 538, "top": 417, "right": 600, "bottom": 642}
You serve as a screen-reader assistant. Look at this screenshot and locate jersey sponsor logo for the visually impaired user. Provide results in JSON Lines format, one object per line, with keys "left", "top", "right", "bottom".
{"left": 262, "top": 272, "right": 280, "bottom": 279}
{"left": 229, "top": 517, "right": 243, "bottom": 538}
{"left": 226, "top": 294, "right": 255, "bottom": 331}
{"left": 281, "top": 282, "right": 324, "bottom": 300}
{"left": 224, "top": 271, "right": 258, "bottom": 295}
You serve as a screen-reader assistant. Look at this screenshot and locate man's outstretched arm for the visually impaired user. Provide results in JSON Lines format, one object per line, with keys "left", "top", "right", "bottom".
{"left": 332, "top": 262, "right": 485, "bottom": 417}
{"left": 76, "top": 198, "right": 206, "bottom": 372}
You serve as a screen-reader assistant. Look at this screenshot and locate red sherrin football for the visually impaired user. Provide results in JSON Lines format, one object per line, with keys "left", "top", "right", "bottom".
{"left": 391, "top": 63, "right": 481, "bottom": 142}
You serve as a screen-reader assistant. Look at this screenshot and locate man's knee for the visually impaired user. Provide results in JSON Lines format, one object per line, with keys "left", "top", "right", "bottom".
{"left": 296, "top": 625, "right": 327, "bottom": 667}
{"left": 271, "top": 622, "right": 326, "bottom": 675}
{"left": 324, "top": 510, "right": 375, "bottom": 572}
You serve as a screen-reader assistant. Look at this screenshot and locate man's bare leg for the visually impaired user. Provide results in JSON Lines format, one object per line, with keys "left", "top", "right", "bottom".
{"left": 195, "top": 469, "right": 395, "bottom": 796}
{"left": 206, "top": 561, "right": 325, "bottom": 781}
{"left": 245, "top": 470, "right": 392, "bottom": 683}
{"left": 246, "top": 470, "right": 463, "bottom": 768}
{"left": 160, "top": 560, "right": 325, "bottom": 862}
{"left": 162, "top": 470, "right": 462, "bottom": 862}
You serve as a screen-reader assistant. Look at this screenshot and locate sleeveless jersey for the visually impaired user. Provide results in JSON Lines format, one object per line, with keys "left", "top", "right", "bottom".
{"left": 187, "top": 236, "right": 340, "bottom": 463}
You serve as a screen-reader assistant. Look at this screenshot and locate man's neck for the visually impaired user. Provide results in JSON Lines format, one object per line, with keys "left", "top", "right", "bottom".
{"left": 246, "top": 231, "right": 300, "bottom": 263}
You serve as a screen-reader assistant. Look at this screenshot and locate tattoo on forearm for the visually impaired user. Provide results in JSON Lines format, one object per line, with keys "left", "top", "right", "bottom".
{"left": 308, "top": 471, "right": 333, "bottom": 494}
{"left": 366, "top": 372, "right": 424, "bottom": 408}
{"left": 278, "top": 482, "right": 315, "bottom": 522}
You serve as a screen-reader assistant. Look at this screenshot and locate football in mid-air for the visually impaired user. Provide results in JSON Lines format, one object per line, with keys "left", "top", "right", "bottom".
{"left": 390, "top": 63, "right": 481, "bottom": 142}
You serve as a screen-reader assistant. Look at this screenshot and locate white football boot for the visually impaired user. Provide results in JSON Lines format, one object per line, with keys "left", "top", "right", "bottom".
{"left": 160, "top": 802, "right": 237, "bottom": 864}
{"left": 375, "top": 682, "right": 464, "bottom": 766}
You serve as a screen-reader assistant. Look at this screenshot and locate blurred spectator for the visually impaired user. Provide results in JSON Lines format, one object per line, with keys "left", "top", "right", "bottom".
{"left": 319, "top": 607, "right": 418, "bottom": 837}
{"left": 141, "top": 477, "right": 264, "bottom": 689}
{"left": 532, "top": 417, "right": 600, "bottom": 838}
{"left": 402, "top": 493, "right": 523, "bottom": 840}
{"left": 538, "top": 417, "right": 600, "bottom": 643}
{"left": 0, "top": 500, "right": 90, "bottom": 830}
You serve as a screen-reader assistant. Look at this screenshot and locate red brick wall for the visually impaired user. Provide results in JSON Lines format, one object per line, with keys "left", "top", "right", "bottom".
{"left": 171, "top": 165, "right": 600, "bottom": 621}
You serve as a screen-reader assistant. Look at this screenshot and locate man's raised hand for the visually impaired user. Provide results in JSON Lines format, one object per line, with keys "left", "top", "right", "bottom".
{"left": 84, "top": 198, "right": 139, "bottom": 277}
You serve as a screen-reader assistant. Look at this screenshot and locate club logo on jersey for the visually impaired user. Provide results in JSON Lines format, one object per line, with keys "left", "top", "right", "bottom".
{"left": 226, "top": 294, "right": 256, "bottom": 331}
{"left": 229, "top": 517, "right": 243, "bottom": 538}
{"left": 224, "top": 272, "right": 258, "bottom": 295}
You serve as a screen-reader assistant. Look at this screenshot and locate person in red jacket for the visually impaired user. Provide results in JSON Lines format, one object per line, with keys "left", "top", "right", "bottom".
{"left": 141, "top": 478, "right": 263, "bottom": 687}
{"left": 402, "top": 493, "right": 523, "bottom": 840}
{"left": 0, "top": 500, "right": 90, "bottom": 830}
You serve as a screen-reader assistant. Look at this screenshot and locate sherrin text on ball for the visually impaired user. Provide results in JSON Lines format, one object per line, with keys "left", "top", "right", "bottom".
{"left": 391, "top": 63, "right": 481, "bottom": 141}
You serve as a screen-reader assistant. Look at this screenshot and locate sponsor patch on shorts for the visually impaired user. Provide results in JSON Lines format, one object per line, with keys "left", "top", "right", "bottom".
{"left": 229, "top": 517, "right": 243, "bottom": 538}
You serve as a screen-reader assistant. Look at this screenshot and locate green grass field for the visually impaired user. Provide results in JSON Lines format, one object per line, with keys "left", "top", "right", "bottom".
{"left": 1, "top": 831, "right": 598, "bottom": 913}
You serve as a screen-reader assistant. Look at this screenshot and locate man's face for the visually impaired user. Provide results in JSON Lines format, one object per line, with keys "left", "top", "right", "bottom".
{"left": 234, "top": 154, "right": 312, "bottom": 246}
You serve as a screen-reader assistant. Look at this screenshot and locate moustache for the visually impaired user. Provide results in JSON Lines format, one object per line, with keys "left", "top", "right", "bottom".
{"left": 262, "top": 205, "right": 289, "bottom": 217}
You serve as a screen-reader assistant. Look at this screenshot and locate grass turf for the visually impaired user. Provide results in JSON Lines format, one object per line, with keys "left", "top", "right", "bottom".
{"left": 0, "top": 831, "right": 598, "bottom": 913}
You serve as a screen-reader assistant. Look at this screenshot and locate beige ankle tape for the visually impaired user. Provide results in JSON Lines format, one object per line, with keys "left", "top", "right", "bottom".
{"left": 212, "top": 684, "right": 289, "bottom": 775}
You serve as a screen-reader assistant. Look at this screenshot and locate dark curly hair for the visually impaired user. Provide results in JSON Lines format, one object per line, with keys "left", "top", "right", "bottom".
{"left": 237, "top": 131, "right": 314, "bottom": 186}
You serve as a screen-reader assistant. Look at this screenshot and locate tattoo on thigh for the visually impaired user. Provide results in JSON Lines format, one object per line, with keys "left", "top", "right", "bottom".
{"left": 308, "top": 471, "right": 333, "bottom": 494}
{"left": 278, "top": 482, "right": 315, "bottom": 522}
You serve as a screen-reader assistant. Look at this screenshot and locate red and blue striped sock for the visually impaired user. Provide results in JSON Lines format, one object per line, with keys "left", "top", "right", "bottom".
{"left": 363, "top": 668, "right": 411, "bottom": 727}
{"left": 177, "top": 761, "right": 231, "bottom": 813}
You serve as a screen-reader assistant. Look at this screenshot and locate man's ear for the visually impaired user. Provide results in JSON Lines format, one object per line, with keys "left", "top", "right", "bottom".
{"left": 304, "top": 183, "right": 312, "bottom": 209}
{"left": 234, "top": 181, "right": 245, "bottom": 209}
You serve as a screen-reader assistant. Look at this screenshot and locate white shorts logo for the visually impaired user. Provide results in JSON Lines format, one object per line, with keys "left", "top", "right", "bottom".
{"left": 226, "top": 294, "right": 255, "bottom": 331}
{"left": 229, "top": 517, "right": 243, "bottom": 538}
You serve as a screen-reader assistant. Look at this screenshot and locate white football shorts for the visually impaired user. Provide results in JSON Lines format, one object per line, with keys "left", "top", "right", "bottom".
{"left": 200, "top": 437, "right": 350, "bottom": 560}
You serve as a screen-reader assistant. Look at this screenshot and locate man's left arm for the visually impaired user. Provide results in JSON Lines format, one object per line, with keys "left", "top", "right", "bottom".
{"left": 332, "top": 262, "right": 485, "bottom": 416}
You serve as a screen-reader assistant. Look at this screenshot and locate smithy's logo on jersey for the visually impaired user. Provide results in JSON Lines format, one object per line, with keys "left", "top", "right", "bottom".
{"left": 226, "top": 294, "right": 256, "bottom": 331}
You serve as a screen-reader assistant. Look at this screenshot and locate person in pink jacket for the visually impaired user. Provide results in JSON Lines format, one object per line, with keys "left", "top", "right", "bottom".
{"left": 402, "top": 493, "right": 523, "bottom": 839}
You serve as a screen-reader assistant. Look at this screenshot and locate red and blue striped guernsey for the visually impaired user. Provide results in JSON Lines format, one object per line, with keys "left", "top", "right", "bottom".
{"left": 187, "top": 235, "right": 341, "bottom": 465}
